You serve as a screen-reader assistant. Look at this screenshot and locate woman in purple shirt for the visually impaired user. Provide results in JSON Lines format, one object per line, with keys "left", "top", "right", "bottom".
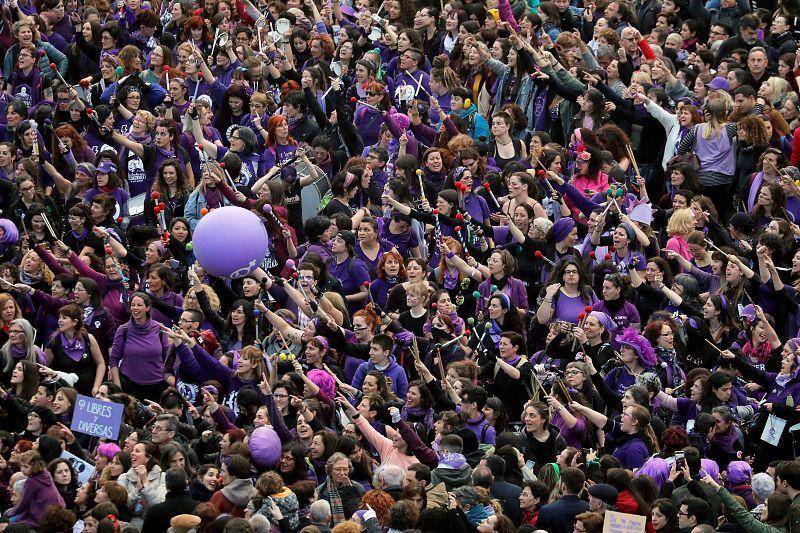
{"left": 109, "top": 292, "right": 170, "bottom": 401}
{"left": 355, "top": 216, "right": 395, "bottom": 278}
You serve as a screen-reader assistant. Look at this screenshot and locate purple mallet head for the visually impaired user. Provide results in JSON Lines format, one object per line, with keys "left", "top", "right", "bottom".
{"left": 285, "top": 259, "right": 295, "bottom": 270}
{"left": 262, "top": 204, "right": 273, "bottom": 214}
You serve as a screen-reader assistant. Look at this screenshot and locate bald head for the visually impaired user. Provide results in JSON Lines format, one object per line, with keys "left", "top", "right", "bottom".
{"left": 472, "top": 465, "right": 494, "bottom": 488}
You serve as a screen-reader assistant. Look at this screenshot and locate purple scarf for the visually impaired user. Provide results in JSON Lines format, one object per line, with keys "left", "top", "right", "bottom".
{"left": 401, "top": 405, "right": 435, "bottom": 433}
{"left": 205, "top": 186, "right": 222, "bottom": 209}
{"left": 59, "top": 333, "right": 86, "bottom": 362}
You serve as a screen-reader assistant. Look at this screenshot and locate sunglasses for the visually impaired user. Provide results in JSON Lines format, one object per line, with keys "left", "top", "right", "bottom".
{"left": 365, "top": 91, "right": 379, "bottom": 96}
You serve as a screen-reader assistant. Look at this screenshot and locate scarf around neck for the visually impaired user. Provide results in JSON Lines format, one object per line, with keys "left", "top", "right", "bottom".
{"left": 59, "top": 332, "right": 86, "bottom": 362}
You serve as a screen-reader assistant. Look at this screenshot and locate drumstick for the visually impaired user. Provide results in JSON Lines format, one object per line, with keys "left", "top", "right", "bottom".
{"left": 704, "top": 238, "right": 726, "bottom": 255}
{"left": 704, "top": 338, "right": 722, "bottom": 353}
{"left": 276, "top": 330, "right": 292, "bottom": 352}
{"left": 411, "top": 335, "right": 421, "bottom": 362}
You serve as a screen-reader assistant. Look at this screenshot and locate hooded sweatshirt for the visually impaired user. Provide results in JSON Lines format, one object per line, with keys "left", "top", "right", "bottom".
{"left": 8, "top": 470, "right": 64, "bottom": 528}
{"left": 352, "top": 355, "right": 409, "bottom": 398}
{"left": 211, "top": 478, "right": 255, "bottom": 518}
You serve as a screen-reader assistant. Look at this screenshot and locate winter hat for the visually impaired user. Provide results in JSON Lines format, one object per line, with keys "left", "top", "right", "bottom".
{"left": 170, "top": 515, "right": 202, "bottom": 533}
{"left": 551, "top": 218, "right": 576, "bottom": 243}
{"left": 616, "top": 328, "right": 657, "bottom": 368}
{"left": 729, "top": 212, "right": 755, "bottom": 234}
{"left": 589, "top": 311, "right": 617, "bottom": 333}
{"left": 588, "top": 483, "right": 618, "bottom": 507}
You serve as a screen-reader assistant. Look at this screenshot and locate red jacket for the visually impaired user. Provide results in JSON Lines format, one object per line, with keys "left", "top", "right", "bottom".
{"left": 616, "top": 490, "right": 656, "bottom": 533}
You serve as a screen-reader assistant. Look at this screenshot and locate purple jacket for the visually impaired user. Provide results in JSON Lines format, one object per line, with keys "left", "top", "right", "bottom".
{"left": 352, "top": 355, "right": 409, "bottom": 398}
{"left": 8, "top": 470, "right": 64, "bottom": 528}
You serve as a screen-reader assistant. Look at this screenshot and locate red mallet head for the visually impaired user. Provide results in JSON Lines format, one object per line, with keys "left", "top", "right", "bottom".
{"left": 431, "top": 302, "right": 438, "bottom": 309}
{"left": 535, "top": 251, "right": 543, "bottom": 258}
{"left": 584, "top": 306, "right": 593, "bottom": 313}
{"left": 350, "top": 97, "right": 357, "bottom": 103}
{"left": 537, "top": 170, "right": 545, "bottom": 177}
{"left": 363, "top": 281, "right": 370, "bottom": 288}
{"left": 200, "top": 208, "right": 209, "bottom": 216}
{"left": 86, "top": 107, "right": 93, "bottom": 114}
{"left": 196, "top": 144, "right": 204, "bottom": 151}
{"left": 151, "top": 191, "right": 160, "bottom": 200}
{"left": 153, "top": 205, "right": 161, "bottom": 214}
{"left": 104, "top": 246, "right": 112, "bottom": 255}
{"left": 604, "top": 253, "right": 612, "bottom": 261}
{"left": 219, "top": 162, "right": 225, "bottom": 168}
{"left": 197, "top": 72, "right": 203, "bottom": 78}
{"left": 291, "top": 271, "right": 298, "bottom": 278}
{"left": 49, "top": 63, "right": 57, "bottom": 71}
{"left": 455, "top": 213, "right": 464, "bottom": 220}
{"left": 454, "top": 226, "right": 461, "bottom": 232}
{"left": 578, "top": 313, "right": 585, "bottom": 320}
{"left": 482, "top": 182, "right": 491, "bottom": 190}
{"left": 465, "top": 330, "right": 471, "bottom": 336}
{"left": 79, "top": 79, "right": 90, "bottom": 88}
{"left": 163, "top": 232, "right": 170, "bottom": 240}
{"left": 116, "top": 217, "right": 123, "bottom": 223}
{"left": 163, "top": 65, "right": 170, "bottom": 72}
{"left": 432, "top": 209, "right": 439, "bottom": 215}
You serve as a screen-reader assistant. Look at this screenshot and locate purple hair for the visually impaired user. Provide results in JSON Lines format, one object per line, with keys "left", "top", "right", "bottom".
{"left": 701, "top": 458, "right": 720, "bottom": 483}
{"left": 307, "top": 369, "right": 336, "bottom": 399}
{"left": 616, "top": 328, "right": 657, "bottom": 368}
{"left": 726, "top": 460, "right": 752, "bottom": 487}
{"left": 0, "top": 219, "right": 20, "bottom": 246}
{"left": 637, "top": 457, "right": 670, "bottom": 490}
{"left": 97, "top": 442, "right": 122, "bottom": 462}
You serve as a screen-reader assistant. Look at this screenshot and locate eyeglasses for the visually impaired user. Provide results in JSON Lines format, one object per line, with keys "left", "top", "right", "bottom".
{"left": 151, "top": 425, "right": 170, "bottom": 433}
{"left": 231, "top": 135, "right": 241, "bottom": 140}
{"left": 677, "top": 511, "right": 690, "bottom": 517}
{"left": 566, "top": 369, "right": 582, "bottom": 376}
{"left": 273, "top": 393, "right": 289, "bottom": 399}
{"left": 353, "top": 326, "right": 368, "bottom": 331}
{"left": 365, "top": 91, "right": 379, "bottom": 96}
{"left": 9, "top": 330, "right": 25, "bottom": 335}
{"left": 564, "top": 269, "right": 579, "bottom": 275}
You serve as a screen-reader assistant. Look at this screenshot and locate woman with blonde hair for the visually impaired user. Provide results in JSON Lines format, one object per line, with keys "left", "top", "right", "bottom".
{"left": 759, "top": 76, "right": 791, "bottom": 109}
{"left": 676, "top": 99, "right": 741, "bottom": 220}
{"left": 665, "top": 208, "right": 695, "bottom": 264}
{"left": 184, "top": 162, "right": 229, "bottom": 229}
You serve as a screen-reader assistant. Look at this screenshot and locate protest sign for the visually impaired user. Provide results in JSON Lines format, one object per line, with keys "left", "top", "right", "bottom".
{"left": 70, "top": 394, "right": 124, "bottom": 440}
{"left": 61, "top": 449, "right": 94, "bottom": 486}
{"left": 602, "top": 510, "right": 647, "bottom": 533}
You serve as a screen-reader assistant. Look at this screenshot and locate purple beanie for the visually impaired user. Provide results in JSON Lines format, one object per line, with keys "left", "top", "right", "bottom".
{"left": 97, "top": 442, "right": 122, "bottom": 462}
{"left": 551, "top": 218, "right": 576, "bottom": 243}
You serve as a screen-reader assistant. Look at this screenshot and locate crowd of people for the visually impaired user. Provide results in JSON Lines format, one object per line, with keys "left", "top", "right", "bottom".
{"left": 2, "top": 0, "right": 800, "bottom": 531}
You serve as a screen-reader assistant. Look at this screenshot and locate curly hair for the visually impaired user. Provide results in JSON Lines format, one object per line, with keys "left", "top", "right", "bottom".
{"left": 360, "top": 490, "right": 395, "bottom": 527}
{"left": 738, "top": 115, "right": 770, "bottom": 146}
{"left": 377, "top": 250, "right": 406, "bottom": 281}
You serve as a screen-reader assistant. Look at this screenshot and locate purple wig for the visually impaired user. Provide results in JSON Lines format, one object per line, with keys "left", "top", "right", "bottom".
{"left": 637, "top": 457, "right": 670, "bottom": 490}
{"left": 96, "top": 442, "right": 122, "bottom": 462}
{"left": 307, "top": 369, "right": 336, "bottom": 399}
{"left": 727, "top": 460, "right": 753, "bottom": 487}
{"left": 701, "top": 458, "right": 720, "bottom": 483}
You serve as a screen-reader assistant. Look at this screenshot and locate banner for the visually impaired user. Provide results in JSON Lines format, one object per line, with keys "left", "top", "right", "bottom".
{"left": 70, "top": 394, "right": 124, "bottom": 440}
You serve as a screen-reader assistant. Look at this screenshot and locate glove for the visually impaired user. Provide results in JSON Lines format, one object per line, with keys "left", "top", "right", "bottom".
{"left": 394, "top": 330, "right": 413, "bottom": 347}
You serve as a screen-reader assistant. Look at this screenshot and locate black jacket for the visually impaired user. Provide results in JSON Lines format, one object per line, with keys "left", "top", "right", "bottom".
{"left": 141, "top": 490, "right": 200, "bottom": 533}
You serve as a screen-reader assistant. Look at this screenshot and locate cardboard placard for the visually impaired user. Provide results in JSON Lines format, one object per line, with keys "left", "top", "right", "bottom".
{"left": 602, "top": 510, "right": 647, "bottom": 533}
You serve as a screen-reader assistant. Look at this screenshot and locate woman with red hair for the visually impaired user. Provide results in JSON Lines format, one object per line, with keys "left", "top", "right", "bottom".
{"left": 354, "top": 80, "right": 391, "bottom": 147}
{"left": 51, "top": 124, "right": 96, "bottom": 182}
{"left": 181, "top": 16, "right": 213, "bottom": 54}
{"left": 302, "top": 33, "right": 334, "bottom": 71}
{"left": 262, "top": 115, "right": 298, "bottom": 170}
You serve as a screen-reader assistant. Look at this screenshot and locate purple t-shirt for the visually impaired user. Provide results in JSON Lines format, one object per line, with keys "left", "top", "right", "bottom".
{"left": 554, "top": 290, "right": 599, "bottom": 324}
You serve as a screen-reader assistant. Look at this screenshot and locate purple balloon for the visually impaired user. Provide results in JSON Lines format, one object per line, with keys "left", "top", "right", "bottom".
{"left": 249, "top": 426, "right": 281, "bottom": 467}
{"left": 193, "top": 206, "right": 269, "bottom": 278}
